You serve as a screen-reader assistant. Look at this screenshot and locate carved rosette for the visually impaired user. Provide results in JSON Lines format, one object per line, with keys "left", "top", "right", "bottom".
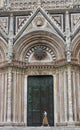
{"left": 34, "top": 45, "right": 46, "bottom": 60}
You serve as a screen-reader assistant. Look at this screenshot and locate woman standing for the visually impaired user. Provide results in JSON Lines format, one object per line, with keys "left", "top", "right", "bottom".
{"left": 42, "top": 111, "right": 49, "bottom": 126}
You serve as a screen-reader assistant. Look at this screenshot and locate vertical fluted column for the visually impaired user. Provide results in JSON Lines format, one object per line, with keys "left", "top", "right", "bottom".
{"left": 67, "top": 66, "right": 73, "bottom": 122}
{"left": 4, "top": 72, "right": 8, "bottom": 122}
{"left": 54, "top": 74, "right": 57, "bottom": 125}
{"left": 59, "top": 71, "right": 62, "bottom": 122}
{"left": 7, "top": 67, "right": 12, "bottom": 122}
{"left": 64, "top": 71, "right": 67, "bottom": 122}
{"left": 73, "top": 72, "right": 77, "bottom": 121}
{"left": 7, "top": 13, "right": 14, "bottom": 122}
{"left": 13, "top": 71, "right": 16, "bottom": 122}
{"left": 1, "top": 74, "right": 4, "bottom": 122}
{"left": 24, "top": 75, "right": 27, "bottom": 125}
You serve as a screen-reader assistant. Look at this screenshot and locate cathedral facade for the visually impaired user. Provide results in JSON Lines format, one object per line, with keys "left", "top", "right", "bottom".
{"left": 0, "top": 0, "right": 80, "bottom": 128}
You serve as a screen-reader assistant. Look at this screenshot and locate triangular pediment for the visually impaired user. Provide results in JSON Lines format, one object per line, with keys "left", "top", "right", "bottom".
{"left": 14, "top": 7, "right": 65, "bottom": 43}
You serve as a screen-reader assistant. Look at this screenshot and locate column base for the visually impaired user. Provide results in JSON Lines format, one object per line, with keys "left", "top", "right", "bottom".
{"left": 0, "top": 122, "right": 25, "bottom": 127}
{"left": 56, "top": 121, "right": 80, "bottom": 126}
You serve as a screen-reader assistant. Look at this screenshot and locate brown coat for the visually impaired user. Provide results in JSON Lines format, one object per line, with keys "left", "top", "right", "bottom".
{"left": 42, "top": 116, "right": 49, "bottom": 126}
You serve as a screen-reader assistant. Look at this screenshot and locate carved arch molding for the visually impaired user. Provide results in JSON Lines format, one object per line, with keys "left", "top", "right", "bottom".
{"left": 14, "top": 31, "right": 65, "bottom": 62}
{"left": 25, "top": 44, "right": 56, "bottom": 63}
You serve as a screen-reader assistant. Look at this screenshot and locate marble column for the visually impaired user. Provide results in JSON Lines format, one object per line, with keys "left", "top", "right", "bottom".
{"left": 73, "top": 72, "right": 77, "bottom": 121}
{"left": 7, "top": 13, "right": 14, "bottom": 63}
{"left": 7, "top": 13, "right": 14, "bottom": 122}
{"left": 67, "top": 66, "right": 73, "bottom": 122}
{"left": 65, "top": 11, "right": 71, "bottom": 62}
{"left": 24, "top": 75, "right": 27, "bottom": 126}
{"left": 7, "top": 67, "right": 12, "bottom": 122}
{"left": 54, "top": 74, "right": 57, "bottom": 126}
{"left": 64, "top": 71, "right": 67, "bottom": 122}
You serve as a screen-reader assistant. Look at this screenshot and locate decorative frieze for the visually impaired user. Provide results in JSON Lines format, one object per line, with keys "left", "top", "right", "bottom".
{"left": 42, "top": 0, "right": 73, "bottom": 9}
{"left": 8, "top": 0, "right": 38, "bottom": 10}
{"left": 3, "top": 0, "right": 80, "bottom": 10}
{"left": 0, "top": 0, "right": 80, "bottom": 10}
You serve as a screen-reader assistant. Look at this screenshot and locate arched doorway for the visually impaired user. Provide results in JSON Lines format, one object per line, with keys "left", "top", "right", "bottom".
{"left": 27, "top": 75, "right": 54, "bottom": 126}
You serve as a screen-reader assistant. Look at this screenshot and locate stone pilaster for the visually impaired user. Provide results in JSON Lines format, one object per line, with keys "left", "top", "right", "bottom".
{"left": 73, "top": 72, "right": 77, "bottom": 121}
{"left": 54, "top": 74, "right": 57, "bottom": 126}
{"left": 64, "top": 71, "right": 67, "bottom": 122}
{"left": 65, "top": 11, "right": 71, "bottom": 62}
{"left": 7, "top": 67, "right": 12, "bottom": 122}
{"left": 7, "top": 13, "right": 14, "bottom": 63}
{"left": 24, "top": 75, "right": 27, "bottom": 126}
{"left": 59, "top": 71, "right": 62, "bottom": 123}
{"left": 13, "top": 71, "right": 16, "bottom": 122}
{"left": 67, "top": 65, "right": 73, "bottom": 123}
{"left": 7, "top": 13, "right": 13, "bottom": 123}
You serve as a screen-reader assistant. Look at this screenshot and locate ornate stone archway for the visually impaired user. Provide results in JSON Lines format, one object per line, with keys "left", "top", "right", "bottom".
{"left": 71, "top": 34, "right": 80, "bottom": 63}
{"left": 14, "top": 31, "right": 65, "bottom": 62}
{"left": 0, "top": 37, "right": 7, "bottom": 62}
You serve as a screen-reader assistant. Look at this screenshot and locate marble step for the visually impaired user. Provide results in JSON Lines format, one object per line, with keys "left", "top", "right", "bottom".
{"left": 0, "top": 127, "right": 80, "bottom": 130}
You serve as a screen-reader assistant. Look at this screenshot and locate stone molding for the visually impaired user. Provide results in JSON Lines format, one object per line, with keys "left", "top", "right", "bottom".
{"left": 1, "top": 0, "right": 80, "bottom": 10}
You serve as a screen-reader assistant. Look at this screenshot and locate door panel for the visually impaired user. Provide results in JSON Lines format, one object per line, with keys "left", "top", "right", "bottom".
{"left": 27, "top": 75, "right": 54, "bottom": 126}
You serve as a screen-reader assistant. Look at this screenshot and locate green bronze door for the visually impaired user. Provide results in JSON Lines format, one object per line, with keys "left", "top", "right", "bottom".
{"left": 27, "top": 75, "right": 54, "bottom": 126}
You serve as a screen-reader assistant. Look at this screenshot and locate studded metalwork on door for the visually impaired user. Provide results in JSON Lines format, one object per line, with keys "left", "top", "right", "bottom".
{"left": 27, "top": 75, "right": 54, "bottom": 126}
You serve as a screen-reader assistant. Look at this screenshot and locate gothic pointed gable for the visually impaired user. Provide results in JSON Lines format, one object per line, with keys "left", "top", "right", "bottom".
{"left": 14, "top": 7, "right": 64, "bottom": 43}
